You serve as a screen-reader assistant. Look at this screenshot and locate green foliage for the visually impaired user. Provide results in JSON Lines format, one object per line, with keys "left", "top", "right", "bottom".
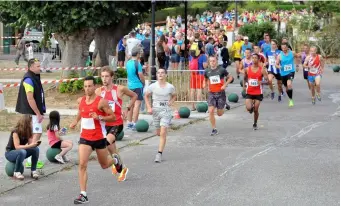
{"left": 309, "top": 1, "right": 340, "bottom": 17}
{"left": 58, "top": 72, "right": 100, "bottom": 94}
{"left": 115, "top": 68, "right": 127, "bottom": 79}
{"left": 238, "top": 22, "right": 276, "bottom": 44}
{"left": 276, "top": 5, "right": 308, "bottom": 11}
{"left": 243, "top": 2, "right": 276, "bottom": 12}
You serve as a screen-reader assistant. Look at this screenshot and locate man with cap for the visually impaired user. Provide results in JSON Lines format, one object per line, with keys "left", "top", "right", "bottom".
{"left": 241, "top": 36, "right": 253, "bottom": 59}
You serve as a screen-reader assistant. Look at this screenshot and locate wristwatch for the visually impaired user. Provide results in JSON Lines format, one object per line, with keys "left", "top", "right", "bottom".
{"left": 127, "top": 107, "right": 131, "bottom": 111}
{"left": 98, "top": 115, "right": 104, "bottom": 121}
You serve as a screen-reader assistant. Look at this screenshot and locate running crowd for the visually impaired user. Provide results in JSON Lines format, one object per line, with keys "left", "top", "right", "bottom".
{"left": 4, "top": 14, "right": 324, "bottom": 206}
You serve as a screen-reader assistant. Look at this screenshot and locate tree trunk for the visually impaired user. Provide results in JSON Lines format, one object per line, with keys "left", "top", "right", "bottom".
{"left": 94, "top": 18, "right": 133, "bottom": 67}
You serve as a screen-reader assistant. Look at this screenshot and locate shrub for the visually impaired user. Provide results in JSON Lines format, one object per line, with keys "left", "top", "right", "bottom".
{"left": 238, "top": 22, "right": 277, "bottom": 44}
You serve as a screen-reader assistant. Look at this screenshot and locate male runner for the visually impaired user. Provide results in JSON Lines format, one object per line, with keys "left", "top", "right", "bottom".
{"left": 299, "top": 44, "right": 311, "bottom": 91}
{"left": 253, "top": 45, "right": 266, "bottom": 66}
{"left": 231, "top": 35, "right": 244, "bottom": 79}
{"left": 144, "top": 68, "right": 176, "bottom": 163}
{"left": 303, "top": 46, "right": 325, "bottom": 104}
{"left": 276, "top": 43, "right": 296, "bottom": 107}
{"left": 238, "top": 48, "right": 253, "bottom": 74}
{"left": 265, "top": 40, "right": 282, "bottom": 101}
{"left": 243, "top": 53, "right": 268, "bottom": 130}
{"left": 70, "top": 76, "right": 123, "bottom": 204}
{"left": 95, "top": 66, "right": 138, "bottom": 181}
{"left": 204, "top": 56, "right": 233, "bottom": 136}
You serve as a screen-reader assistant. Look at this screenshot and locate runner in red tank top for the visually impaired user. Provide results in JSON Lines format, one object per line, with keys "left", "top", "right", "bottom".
{"left": 70, "top": 76, "right": 123, "bottom": 204}
{"left": 243, "top": 53, "right": 269, "bottom": 130}
{"left": 95, "top": 66, "right": 137, "bottom": 182}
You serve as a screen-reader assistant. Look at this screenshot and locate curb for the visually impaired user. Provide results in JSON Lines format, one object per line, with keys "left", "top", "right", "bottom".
{"left": 0, "top": 102, "right": 245, "bottom": 195}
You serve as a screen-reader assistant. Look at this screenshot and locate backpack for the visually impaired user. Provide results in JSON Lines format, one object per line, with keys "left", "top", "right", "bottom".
{"left": 189, "top": 41, "right": 200, "bottom": 57}
{"left": 189, "top": 55, "right": 201, "bottom": 75}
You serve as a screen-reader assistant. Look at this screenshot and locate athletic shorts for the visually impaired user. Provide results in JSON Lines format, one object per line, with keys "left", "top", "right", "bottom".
{"left": 234, "top": 57, "right": 241, "bottom": 62}
{"left": 152, "top": 107, "right": 173, "bottom": 129}
{"left": 118, "top": 51, "right": 125, "bottom": 62}
{"left": 303, "top": 68, "right": 309, "bottom": 80}
{"left": 281, "top": 72, "right": 295, "bottom": 87}
{"left": 105, "top": 124, "right": 124, "bottom": 145}
{"left": 268, "top": 71, "right": 281, "bottom": 81}
{"left": 207, "top": 91, "right": 226, "bottom": 110}
{"left": 308, "top": 75, "right": 322, "bottom": 83}
{"left": 143, "top": 53, "right": 150, "bottom": 64}
{"left": 51, "top": 140, "right": 62, "bottom": 149}
{"left": 190, "top": 74, "right": 204, "bottom": 89}
{"left": 32, "top": 115, "right": 43, "bottom": 134}
{"left": 79, "top": 138, "right": 106, "bottom": 151}
{"left": 131, "top": 87, "right": 144, "bottom": 101}
{"left": 246, "top": 94, "right": 263, "bottom": 101}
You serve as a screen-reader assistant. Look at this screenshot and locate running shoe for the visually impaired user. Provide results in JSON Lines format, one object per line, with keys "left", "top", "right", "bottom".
{"left": 271, "top": 92, "right": 275, "bottom": 100}
{"left": 281, "top": 91, "right": 285, "bottom": 96}
{"left": 154, "top": 153, "right": 162, "bottom": 163}
{"left": 112, "top": 164, "right": 118, "bottom": 176}
{"left": 74, "top": 194, "right": 89, "bottom": 204}
{"left": 112, "top": 154, "right": 123, "bottom": 173}
{"left": 253, "top": 123, "right": 258, "bottom": 130}
{"left": 289, "top": 99, "right": 294, "bottom": 107}
{"left": 13, "top": 172, "right": 24, "bottom": 180}
{"left": 118, "top": 167, "right": 129, "bottom": 182}
{"left": 55, "top": 154, "right": 65, "bottom": 164}
{"left": 225, "top": 103, "right": 231, "bottom": 110}
{"left": 237, "top": 75, "right": 240, "bottom": 79}
{"left": 210, "top": 128, "right": 218, "bottom": 136}
{"left": 312, "top": 97, "right": 316, "bottom": 105}
{"left": 31, "top": 171, "right": 39, "bottom": 179}
{"left": 278, "top": 95, "right": 282, "bottom": 102}
{"left": 316, "top": 94, "right": 321, "bottom": 101}
{"left": 62, "top": 155, "right": 70, "bottom": 162}
{"left": 126, "top": 123, "right": 133, "bottom": 130}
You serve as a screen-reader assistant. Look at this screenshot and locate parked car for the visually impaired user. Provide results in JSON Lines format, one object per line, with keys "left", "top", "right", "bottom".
{"left": 22, "top": 23, "right": 58, "bottom": 52}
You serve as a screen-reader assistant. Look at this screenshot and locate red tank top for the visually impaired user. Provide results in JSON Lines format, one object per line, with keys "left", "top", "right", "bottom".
{"left": 100, "top": 85, "right": 123, "bottom": 126}
{"left": 307, "top": 55, "right": 321, "bottom": 76}
{"left": 79, "top": 96, "right": 106, "bottom": 141}
{"left": 246, "top": 66, "right": 263, "bottom": 95}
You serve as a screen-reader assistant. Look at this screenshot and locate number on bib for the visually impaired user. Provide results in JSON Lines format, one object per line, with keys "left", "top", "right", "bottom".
{"left": 108, "top": 101, "right": 115, "bottom": 112}
{"left": 283, "top": 65, "right": 292, "bottom": 72}
{"left": 248, "top": 79, "right": 258, "bottom": 87}
{"left": 81, "top": 118, "right": 95, "bottom": 130}
{"left": 310, "top": 67, "right": 318, "bottom": 74}
{"left": 209, "top": 75, "right": 221, "bottom": 84}
{"left": 269, "top": 56, "right": 276, "bottom": 65}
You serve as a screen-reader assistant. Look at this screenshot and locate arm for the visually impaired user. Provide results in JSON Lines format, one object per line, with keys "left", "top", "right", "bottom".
{"left": 26, "top": 92, "right": 42, "bottom": 117}
{"left": 70, "top": 97, "right": 82, "bottom": 129}
{"left": 222, "top": 73, "right": 233, "bottom": 90}
{"left": 144, "top": 90, "right": 153, "bottom": 114}
{"left": 13, "top": 132, "right": 37, "bottom": 149}
{"left": 239, "top": 61, "right": 245, "bottom": 74}
{"left": 97, "top": 99, "right": 116, "bottom": 122}
{"left": 168, "top": 86, "right": 177, "bottom": 106}
{"left": 262, "top": 68, "right": 269, "bottom": 81}
{"left": 320, "top": 55, "right": 325, "bottom": 74}
{"left": 243, "top": 70, "right": 248, "bottom": 91}
{"left": 120, "top": 86, "right": 138, "bottom": 109}
{"left": 275, "top": 55, "right": 281, "bottom": 69}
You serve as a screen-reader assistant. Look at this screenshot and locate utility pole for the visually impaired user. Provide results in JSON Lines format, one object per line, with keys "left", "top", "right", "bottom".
{"left": 151, "top": 0, "right": 156, "bottom": 81}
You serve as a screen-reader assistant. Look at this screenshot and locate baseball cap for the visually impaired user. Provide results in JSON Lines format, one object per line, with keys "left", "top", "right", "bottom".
{"left": 244, "top": 36, "right": 249, "bottom": 40}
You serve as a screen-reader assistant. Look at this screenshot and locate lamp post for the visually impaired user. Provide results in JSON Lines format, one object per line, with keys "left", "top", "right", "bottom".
{"left": 151, "top": 0, "right": 156, "bottom": 81}
{"left": 184, "top": 0, "right": 188, "bottom": 64}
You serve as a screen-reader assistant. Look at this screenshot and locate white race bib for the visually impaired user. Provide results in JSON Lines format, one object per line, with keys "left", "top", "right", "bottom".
{"left": 108, "top": 101, "right": 115, "bottom": 112}
{"left": 310, "top": 67, "right": 318, "bottom": 74}
{"left": 269, "top": 56, "right": 276, "bottom": 65}
{"left": 209, "top": 75, "right": 221, "bottom": 84}
{"left": 283, "top": 64, "right": 292, "bottom": 72}
{"left": 304, "top": 68, "right": 309, "bottom": 71}
{"left": 81, "top": 118, "right": 95, "bottom": 130}
{"left": 153, "top": 101, "right": 169, "bottom": 107}
{"left": 248, "top": 79, "right": 259, "bottom": 87}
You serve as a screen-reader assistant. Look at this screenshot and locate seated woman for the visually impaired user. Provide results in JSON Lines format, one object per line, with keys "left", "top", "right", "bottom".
{"left": 4, "top": 115, "right": 40, "bottom": 180}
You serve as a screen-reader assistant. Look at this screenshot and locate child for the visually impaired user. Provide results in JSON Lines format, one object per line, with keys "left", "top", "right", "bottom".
{"left": 47, "top": 111, "right": 73, "bottom": 164}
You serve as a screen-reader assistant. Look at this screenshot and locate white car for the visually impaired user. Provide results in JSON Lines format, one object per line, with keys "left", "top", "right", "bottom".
{"left": 23, "top": 23, "right": 58, "bottom": 52}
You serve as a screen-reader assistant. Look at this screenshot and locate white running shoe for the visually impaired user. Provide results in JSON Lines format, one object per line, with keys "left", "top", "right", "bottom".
{"left": 55, "top": 154, "right": 65, "bottom": 164}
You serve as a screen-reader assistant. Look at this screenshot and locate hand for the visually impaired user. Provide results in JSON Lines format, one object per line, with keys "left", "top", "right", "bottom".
{"left": 122, "top": 110, "right": 128, "bottom": 120}
{"left": 70, "top": 121, "right": 77, "bottom": 129}
{"left": 147, "top": 107, "right": 153, "bottom": 115}
{"left": 37, "top": 114, "right": 44, "bottom": 123}
{"left": 30, "top": 142, "right": 39, "bottom": 148}
{"left": 221, "top": 85, "right": 227, "bottom": 91}
{"left": 89, "top": 112, "right": 99, "bottom": 120}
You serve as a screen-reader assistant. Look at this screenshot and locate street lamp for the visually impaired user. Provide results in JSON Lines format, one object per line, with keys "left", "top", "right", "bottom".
{"left": 151, "top": 0, "right": 156, "bottom": 81}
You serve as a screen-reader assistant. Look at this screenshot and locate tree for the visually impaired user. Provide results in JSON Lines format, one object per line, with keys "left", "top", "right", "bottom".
{"left": 0, "top": 2, "right": 176, "bottom": 67}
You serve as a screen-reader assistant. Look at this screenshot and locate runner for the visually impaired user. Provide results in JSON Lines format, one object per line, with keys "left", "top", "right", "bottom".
{"left": 238, "top": 48, "right": 253, "bottom": 74}
{"left": 252, "top": 45, "right": 266, "bottom": 66}
{"left": 303, "top": 46, "right": 325, "bottom": 104}
{"left": 276, "top": 42, "right": 296, "bottom": 107}
{"left": 204, "top": 56, "right": 233, "bottom": 136}
{"left": 70, "top": 76, "right": 123, "bottom": 204}
{"left": 144, "top": 68, "right": 176, "bottom": 163}
{"left": 231, "top": 35, "right": 244, "bottom": 79}
{"left": 243, "top": 53, "right": 269, "bottom": 130}
{"left": 265, "top": 40, "right": 282, "bottom": 101}
{"left": 241, "top": 36, "right": 253, "bottom": 59}
{"left": 95, "top": 66, "right": 138, "bottom": 181}
{"left": 299, "top": 44, "right": 311, "bottom": 91}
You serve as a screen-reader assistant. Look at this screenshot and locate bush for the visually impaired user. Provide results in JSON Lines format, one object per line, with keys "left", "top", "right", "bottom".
{"left": 277, "top": 5, "right": 309, "bottom": 11}
{"left": 115, "top": 68, "right": 127, "bottom": 79}
{"left": 238, "top": 22, "right": 277, "bottom": 44}
{"left": 58, "top": 72, "right": 100, "bottom": 94}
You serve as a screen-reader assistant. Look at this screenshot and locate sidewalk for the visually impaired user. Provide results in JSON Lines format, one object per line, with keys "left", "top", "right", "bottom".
{"left": 0, "top": 102, "right": 244, "bottom": 194}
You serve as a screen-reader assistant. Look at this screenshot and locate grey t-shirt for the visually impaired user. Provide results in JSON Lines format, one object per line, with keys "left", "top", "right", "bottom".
{"left": 146, "top": 82, "right": 175, "bottom": 108}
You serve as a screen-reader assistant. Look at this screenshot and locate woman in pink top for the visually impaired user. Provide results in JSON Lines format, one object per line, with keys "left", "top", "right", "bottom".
{"left": 47, "top": 111, "right": 73, "bottom": 164}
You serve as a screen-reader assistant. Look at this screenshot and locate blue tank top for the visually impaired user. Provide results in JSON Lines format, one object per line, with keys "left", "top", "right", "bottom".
{"left": 262, "top": 43, "right": 271, "bottom": 55}
{"left": 301, "top": 52, "right": 307, "bottom": 64}
{"left": 266, "top": 50, "right": 281, "bottom": 73}
{"left": 242, "top": 58, "right": 253, "bottom": 70}
{"left": 280, "top": 51, "right": 295, "bottom": 76}
{"left": 241, "top": 43, "right": 252, "bottom": 58}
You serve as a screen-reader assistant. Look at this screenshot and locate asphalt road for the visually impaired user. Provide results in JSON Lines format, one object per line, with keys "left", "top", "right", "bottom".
{"left": 0, "top": 67, "right": 339, "bottom": 206}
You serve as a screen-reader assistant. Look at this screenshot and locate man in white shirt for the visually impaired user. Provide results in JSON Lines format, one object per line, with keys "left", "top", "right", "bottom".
{"left": 126, "top": 31, "right": 141, "bottom": 59}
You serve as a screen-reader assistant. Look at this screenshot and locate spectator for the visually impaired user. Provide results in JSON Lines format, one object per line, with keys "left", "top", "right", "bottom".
{"left": 117, "top": 36, "right": 127, "bottom": 68}
{"left": 170, "top": 39, "right": 180, "bottom": 70}
{"left": 205, "top": 37, "right": 215, "bottom": 57}
{"left": 14, "top": 33, "right": 28, "bottom": 66}
{"left": 241, "top": 36, "right": 253, "bottom": 58}
{"left": 141, "top": 33, "right": 151, "bottom": 74}
{"left": 126, "top": 31, "right": 141, "bottom": 59}
{"left": 156, "top": 35, "right": 169, "bottom": 69}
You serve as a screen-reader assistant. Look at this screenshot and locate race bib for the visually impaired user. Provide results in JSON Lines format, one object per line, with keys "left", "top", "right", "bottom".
{"left": 269, "top": 56, "right": 276, "bottom": 65}
{"left": 283, "top": 64, "right": 292, "bottom": 72}
{"left": 310, "top": 67, "right": 318, "bottom": 74}
{"left": 153, "top": 101, "right": 169, "bottom": 107}
{"left": 248, "top": 79, "right": 259, "bottom": 87}
{"left": 108, "top": 101, "right": 115, "bottom": 112}
{"left": 304, "top": 68, "right": 309, "bottom": 71}
{"left": 209, "top": 75, "right": 221, "bottom": 84}
{"left": 81, "top": 118, "right": 95, "bottom": 130}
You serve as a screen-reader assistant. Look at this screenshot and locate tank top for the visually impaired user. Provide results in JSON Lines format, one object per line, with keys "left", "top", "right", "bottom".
{"left": 246, "top": 66, "right": 263, "bottom": 95}
{"left": 79, "top": 96, "right": 106, "bottom": 141}
{"left": 279, "top": 50, "right": 295, "bottom": 76}
{"left": 241, "top": 42, "right": 252, "bottom": 58}
{"left": 267, "top": 50, "right": 280, "bottom": 73}
{"left": 100, "top": 85, "right": 123, "bottom": 126}
{"left": 242, "top": 58, "right": 253, "bottom": 71}
{"left": 307, "top": 55, "right": 321, "bottom": 76}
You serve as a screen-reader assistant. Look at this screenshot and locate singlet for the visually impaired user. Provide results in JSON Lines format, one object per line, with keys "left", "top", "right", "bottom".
{"left": 246, "top": 66, "right": 263, "bottom": 95}
{"left": 307, "top": 55, "right": 321, "bottom": 76}
{"left": 261, "top": 42, "right": 271, "bottom": 55}
{"left": 204, "top": 67, "right": 228, "bottom": 93}
{"left": 241, "top": 42, "right": 253, "bottom": 58}
{"left": 301, "top": 52, "right": 308, "bottom": 72}
{"left": 100, "top": 85, "right": 123, "bottom": 126}
{"left": 266, "top": 50, "right": 281, "bottom": 73}
{"left": 279, "top": 50, "right": 295, "bottom": 76}
{"left": 242, "top": 58, "right": 253, "bottom": 71}
{"left": 79, "top": 96, "right": 106, "bottom": 141}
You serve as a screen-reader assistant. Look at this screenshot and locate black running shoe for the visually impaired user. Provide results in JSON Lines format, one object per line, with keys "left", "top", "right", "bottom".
{"left": 253, "top": 123, "right": 258, "bottom": 130}
{"left": 271, "top": 92, "right": 275, "bottom": 100}
{"left": 225, "top": 103, "right": 230, "bottom": 110}
{"left": 210, "top": 129, "right": 218, "bottom": 136}
{"left": 237, "top": 75, "right": 240, "bottom": 79}
{"left": 278, "top": 95, "right": 282, "bottom": 102}
{"left": 74, "top": 194, "right": 88, "bottom": 204}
